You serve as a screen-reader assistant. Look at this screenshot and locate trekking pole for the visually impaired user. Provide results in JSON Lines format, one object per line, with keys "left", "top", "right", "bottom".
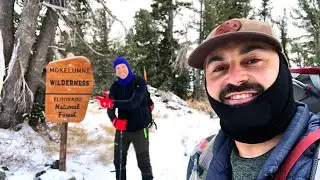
{"left": 119, "top": 130, "right": 123, "bottom": 180}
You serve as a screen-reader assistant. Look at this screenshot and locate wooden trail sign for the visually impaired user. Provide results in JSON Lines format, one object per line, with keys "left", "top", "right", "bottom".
{"left": 45, "top": 56, "right": 94, "bottom": 171}
{"left": 45, "top": 56, "right": 94, "bottom": 123}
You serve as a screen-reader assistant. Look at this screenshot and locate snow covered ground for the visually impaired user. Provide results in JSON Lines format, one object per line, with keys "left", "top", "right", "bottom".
{"left": 0, "top": 88, "right": 220, "bottom": 180}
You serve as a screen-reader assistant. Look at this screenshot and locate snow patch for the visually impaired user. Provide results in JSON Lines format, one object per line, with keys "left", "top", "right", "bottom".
{"left": 1, "top": 86, "right": 220, "bottom": 180}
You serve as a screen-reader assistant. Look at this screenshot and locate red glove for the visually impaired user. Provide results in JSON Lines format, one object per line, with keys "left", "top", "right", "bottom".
{"left": 150, "top": 104, "right": 154, "bottom": 111}
{"left": 112, "top": 118, "right": 127, "bottom": 131}
{"left": 95, "top": 91, "right": 114, "bottom": 109}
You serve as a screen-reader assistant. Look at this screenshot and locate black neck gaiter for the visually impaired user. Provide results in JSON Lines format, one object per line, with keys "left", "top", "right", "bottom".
{"left": 207, "top": 55, "right": 297, "bottom": 144}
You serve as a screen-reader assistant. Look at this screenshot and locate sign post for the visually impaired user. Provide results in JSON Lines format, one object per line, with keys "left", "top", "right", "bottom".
{"left": 59, "top": 122, "right": 68, "bottom": 171}
{"left": 45, "top": 56, "right": 94, "bottom": 171}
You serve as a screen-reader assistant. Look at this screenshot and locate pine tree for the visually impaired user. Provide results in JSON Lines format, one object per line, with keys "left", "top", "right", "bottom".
{"left": 291, "top": 0, "right": 320, "bottom": 66}
{"left": 90, "top": 8, "right": 116, "bottom": 93}
{"left": 274, "top": 8, "right": 290, "bottom": 61}
{"left": 202, "top": 0, "right": 252, "bottom": 38}
{"left": 259, "top": 0, "right": 272, "bottom": 22}
{"left": 124, "top": 9, "right": 161, "bottom": 86}
{"left": 149, "top": 0, "right": 191, "bottom": 98}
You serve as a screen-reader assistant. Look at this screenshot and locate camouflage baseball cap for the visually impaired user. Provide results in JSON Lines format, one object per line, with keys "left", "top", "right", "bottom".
{"left": 188, "top": 18, "right": 285, "bottom": 69}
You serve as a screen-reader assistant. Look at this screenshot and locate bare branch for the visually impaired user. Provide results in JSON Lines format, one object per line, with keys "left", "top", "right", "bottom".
{"left": 57, "top": 11, "right": 108, "bottom": 56}
{"left": 51, "top": 46, "right": 62, "bottom": 60}
{"left": 4, "top": 39, "right": 19, "bottom": 84}
{"left": 83, "top": 0, "right": 99, "bottom": 25}
{"left": 171, "top": 42, "right": 191, "bottom": 73}
{"left": 49, "top": 45, "right": 66, "bottom": 51}
{"left": 16, "top": 60, "right": 34, "bottom": 113}
{"left": 42, "top": 2, "right": 79, "bottom": 14}
{"left": 94, "top": 0, "right": 128, "bottom": 34}
{"left": 0, "top": 30, "right": 5, "bottom": 98}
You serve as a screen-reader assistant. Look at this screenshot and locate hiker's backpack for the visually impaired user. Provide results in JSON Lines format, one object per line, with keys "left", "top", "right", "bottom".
{"left": 291, "top": 67, "right": 320, "bottom": 113}
{"left": 129, "top": 76, "right": 154, "bottom": 107}
{"left": 130, "top": 76, "right": 157, "bottom": 128}
{"left": 189, "top": 135, "right": 216, "bottom": 180}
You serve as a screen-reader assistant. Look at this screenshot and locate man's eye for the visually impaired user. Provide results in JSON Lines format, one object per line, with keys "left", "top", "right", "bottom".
{"left": 247, "top": 59, "right": 260, "bottom": 64}
{"left": 213, "top": 66, "right": 225, "bottom": 72}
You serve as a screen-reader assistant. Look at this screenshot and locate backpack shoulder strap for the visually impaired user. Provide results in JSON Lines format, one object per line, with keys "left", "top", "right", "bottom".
{"left": 189, "top": 134, "right": 216, "bottom": 180}
{"left": 275, "top": 128, "right": 320, "bottom": 180}
{"left": 130, "top": 76, "right": 139, "bottom": 88}
{"left": 198, "top": 135, "right": 216, "bottom": 174}
{"left": 135, "top": 76, "right": 153, "bottom": 106}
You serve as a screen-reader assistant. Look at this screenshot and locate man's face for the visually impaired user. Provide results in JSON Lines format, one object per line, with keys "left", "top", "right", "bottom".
{"left": 115, "top": 64, "right": 129, "bottom": 79}
{"left": 205, "top": 41, "right": 280, "bottom": 106}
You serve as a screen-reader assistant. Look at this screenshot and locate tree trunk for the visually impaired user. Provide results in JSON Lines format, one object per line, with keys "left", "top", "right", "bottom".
{"left": 102, "top": 10, "right": 109, "bottom": 51}
{"left": 28, "top": 49, "right": 53, "bottom": 129}
{"left": 0, "top": 0, "right": 15, "bottom": 66}
{"left": 192, "top": 0, "right": 204, "bottom": 100}
{"left": 0, "top": 0, "right": 40, "bottom": 129}
{"left": 193, "top": 70, "right": 202, "bottom": 100}
{"left": 25, "top": 0, "right": 59, "bottom": 113}
{"left": 168, "top": 0, "right": 174, "bottom": 44}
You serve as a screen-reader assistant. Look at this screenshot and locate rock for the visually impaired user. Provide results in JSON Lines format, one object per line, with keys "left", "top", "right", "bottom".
{"left": 1, "top": 167, "right": 9, "bottom": 171}
{"left": 166, "top": 105, "right": 180, "bottom": 110}
{"left": 52, "top": 160, "right": 59, "bottom": 169}
{"left": 45, "top": 160, "right": 59, "bottom": 169}
{"left": 67, "top": 176, "right": 77, "bottom": 180}
{"left": 35, "top": 170, "right": 46, "bottom": 177}
{"left": 162, "top": 99, "right": 169, "bottom": 103}
{"left": 13, "top": 123, "right": 23, "bottom": 131}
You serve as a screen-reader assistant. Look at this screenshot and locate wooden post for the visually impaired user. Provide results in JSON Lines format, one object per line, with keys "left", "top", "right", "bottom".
{"left": 59, "top": 122, "right": 68, "bottom": 171}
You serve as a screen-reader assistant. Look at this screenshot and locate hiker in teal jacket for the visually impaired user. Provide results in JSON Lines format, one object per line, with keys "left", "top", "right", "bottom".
{"left": 186, "top": 18, "right": 320, "bottom": 179}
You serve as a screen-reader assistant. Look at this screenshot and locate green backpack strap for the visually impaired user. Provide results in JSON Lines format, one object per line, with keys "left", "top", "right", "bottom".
{"left": 189, "top": 135, "right": 216, "bottom": 180}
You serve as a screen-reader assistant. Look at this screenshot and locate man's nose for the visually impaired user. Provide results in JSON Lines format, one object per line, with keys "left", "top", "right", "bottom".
{"left": 225, "top": 66, "right": 249, "bottom": 86}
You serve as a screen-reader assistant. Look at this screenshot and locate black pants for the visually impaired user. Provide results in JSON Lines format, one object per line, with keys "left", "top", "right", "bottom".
{"left": 113, "top": 128, "right": 153, "bottom": 180}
